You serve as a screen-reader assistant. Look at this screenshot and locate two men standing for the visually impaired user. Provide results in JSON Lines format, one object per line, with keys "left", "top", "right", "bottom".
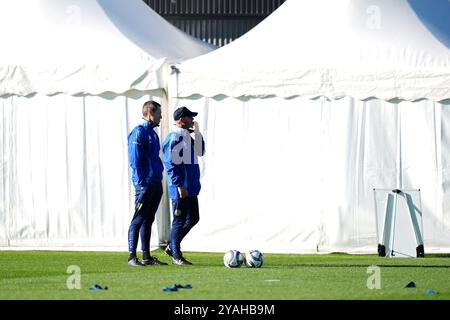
{"left": 127, "top": 101, "right": 204, "bottom": 267}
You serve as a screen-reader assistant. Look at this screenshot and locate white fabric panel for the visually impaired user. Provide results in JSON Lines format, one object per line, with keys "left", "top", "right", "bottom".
{"left": 399, "top": 101, "right": 441, "bottom": 247}
{"left": 173, "top": 0, "right": 450, "bottom": 101}
{"left": 356, "top": 99, "right": 399, "bottom": 249}
{"left": 0, "top": 0, "right": 213, "bottom": 96}
{"left": 441, "top": 104, "right": 450, "bottom": 237}
{"left": 0, "top": 100, "right": 9, "bottom": 245}
{"left": 0, "top": 92, "right": 165, "bottom": 248}
{"left": 169, "top": 96, "right": 450, "bottom": 253}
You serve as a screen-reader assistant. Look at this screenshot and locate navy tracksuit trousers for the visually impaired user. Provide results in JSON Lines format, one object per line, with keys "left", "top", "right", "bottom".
{"left": 128, "top": 183, "right": 163, "bottom": 253}
{"left": 170, "top": 196, "right": 200, "bottom": 259}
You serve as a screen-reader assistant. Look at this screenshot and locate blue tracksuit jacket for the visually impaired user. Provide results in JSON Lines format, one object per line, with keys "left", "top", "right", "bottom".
{"left": 128, "top": 120, "right": 163, "bottom": 190}
{"left": 162, "top": 127, "right": 205, "bottom": 199}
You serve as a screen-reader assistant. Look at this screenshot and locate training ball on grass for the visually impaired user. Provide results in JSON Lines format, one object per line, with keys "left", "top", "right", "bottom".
{"left": 223, "top": 250, "right": 244, "bottom": 268}
{"left": 245, "top": 250, "right": 264, "bottom": 268}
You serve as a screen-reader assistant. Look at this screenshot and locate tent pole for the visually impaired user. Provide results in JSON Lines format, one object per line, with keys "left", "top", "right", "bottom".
{"left": 158, "top": 88, "right": 171, "bottom": 247}
{"left": 396, "top": 103, "right": 403, "bottom": 190}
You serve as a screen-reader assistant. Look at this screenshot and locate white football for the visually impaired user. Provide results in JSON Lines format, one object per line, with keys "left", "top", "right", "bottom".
{"left": 245, "top": 250, "right": 264, "bottom": 268}
{"left": 223, "top": 250, "right": 244, "bottom": 268}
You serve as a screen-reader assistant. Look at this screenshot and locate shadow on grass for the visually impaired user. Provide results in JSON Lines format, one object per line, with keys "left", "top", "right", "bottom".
{"left": 425, "top": 254, "right": 450, "bottom": 258}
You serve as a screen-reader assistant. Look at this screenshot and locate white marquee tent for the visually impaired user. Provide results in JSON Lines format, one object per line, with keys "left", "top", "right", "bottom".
{"left": 0, "top": 0, "right": 213, "bottom": 249}
{"left": 169, "top": 0, "right": 450, "bottom": 253}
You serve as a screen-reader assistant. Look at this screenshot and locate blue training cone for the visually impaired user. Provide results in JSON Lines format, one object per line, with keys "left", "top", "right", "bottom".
{"left": 162, "top": 284, "right": 193, "bottom": 292}
{"left": 89, "top": 284, "right": 108, "bottom": 291}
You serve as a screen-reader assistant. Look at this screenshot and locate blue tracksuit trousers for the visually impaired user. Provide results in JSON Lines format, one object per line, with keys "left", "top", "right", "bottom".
{"left": 170, "top": 196, "right": 200, "bottom": 259}
{"left": 128, "top": 183, "right": 163, "bottom": 253}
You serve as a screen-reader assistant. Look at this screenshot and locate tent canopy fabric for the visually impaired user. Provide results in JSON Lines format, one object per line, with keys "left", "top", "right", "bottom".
{"left": 0, "top": 0, "right": 214, "bottom": 249}
{"left": 0, "top": 0, "right": 213, "bottom": 96}
{"left": 168, "top": 0, "right": 450, "bottom": 253}
{"left": 173, "top": 0, "right": 450, "bottom": 101}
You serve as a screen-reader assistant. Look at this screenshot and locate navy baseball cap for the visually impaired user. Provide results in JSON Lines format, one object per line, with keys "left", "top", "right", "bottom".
{"left": 173, "top": 107, "right": 198, "bottom": 121}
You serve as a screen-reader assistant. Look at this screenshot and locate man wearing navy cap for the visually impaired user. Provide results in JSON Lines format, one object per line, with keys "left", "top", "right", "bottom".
{"left": 162, "top": 107, "right": 205, "bottom": 265}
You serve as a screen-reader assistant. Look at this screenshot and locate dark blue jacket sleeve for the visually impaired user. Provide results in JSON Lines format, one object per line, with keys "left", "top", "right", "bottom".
{"left": 195, "top": 134, "right": 206, "bottom": 157}
{"left": 163, "top": 134, "right": 185, "bottom": 187}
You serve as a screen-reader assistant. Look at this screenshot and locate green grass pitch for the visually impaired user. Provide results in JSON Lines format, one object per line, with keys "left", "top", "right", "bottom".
{"left": 0, "top": 250, "right": 449, "bottom": 300}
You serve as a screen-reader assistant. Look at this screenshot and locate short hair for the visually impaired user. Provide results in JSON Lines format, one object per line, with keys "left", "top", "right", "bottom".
{"left": 142, "top": 100, "right": 161, "bottom": 117}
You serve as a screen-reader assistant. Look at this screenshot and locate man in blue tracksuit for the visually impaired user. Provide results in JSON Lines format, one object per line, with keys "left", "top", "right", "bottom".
{"left": 162, "top": 107, "right": 205, "bottom": 265}
{"left": 127, "top": 101, "right": 167, "bottom": 267}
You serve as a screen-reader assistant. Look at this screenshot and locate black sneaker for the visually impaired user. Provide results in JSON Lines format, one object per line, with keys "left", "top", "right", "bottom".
{"left": 142, "top": 256, "right": 168, "bottom": 266}
{"left": 127, "top": 257, "right": 144, "bottom": 267}
{"left": 172, "top": 257, "right": 193, "bottom": 265}
{"left": 164, "top": 244, "right": 173, "bottom": 257}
